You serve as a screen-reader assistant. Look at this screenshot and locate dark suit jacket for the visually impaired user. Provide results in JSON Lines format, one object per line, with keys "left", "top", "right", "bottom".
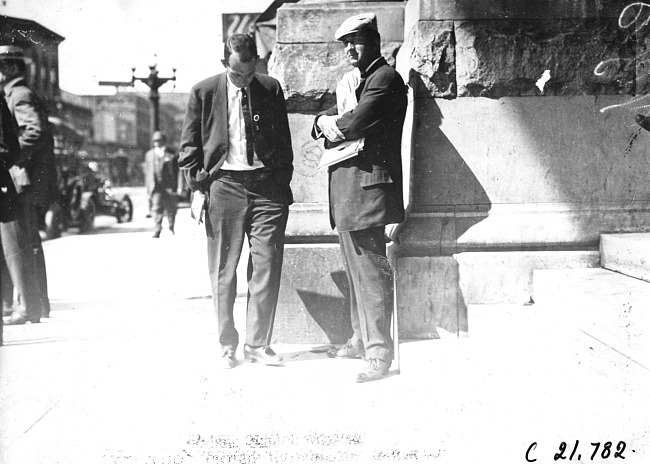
{"left": 313, "top": 58, "right": 407, "bottom": 232}
{"left": 3, "top": 77, "right": 58, "bottom": 207}
{"left": 144, "top": 146, "right": 179, "bottom": 196}
{"left": 179, "top": 72, "right": 294, "bottom": 204}
{"left": 0, "top": 96, "right": 19, "bottom": 222}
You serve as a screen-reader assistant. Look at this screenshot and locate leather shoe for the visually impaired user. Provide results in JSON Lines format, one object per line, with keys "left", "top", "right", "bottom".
{"left": 356, "top": 358, "right": 390, "bottom": 383}
{"left": 3, "top": 313, "right": 40, "bottom": 325}
{"left": 152, "top": 232, "right": 161, "bottom": 238}
{"left": 336, "top": 339, "right": 365, "bottom": 359}
{"left": 243, "top": 345, "right": 284, "bottom": 366}
{"left": 636, "top": 114, "right": 650, "bottom": 132}
{"left": 221, "top": 350, "right": 237, "bottom": 369}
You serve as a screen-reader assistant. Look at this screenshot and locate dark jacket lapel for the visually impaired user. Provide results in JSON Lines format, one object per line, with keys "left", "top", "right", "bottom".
{"left": 248, "top": 76, "right": 267, "bottom": 127}
{"left": 356, "top": 57, "right": 387, "bottom": 101}
{"left": 214, "top": 73, "right": 229, "bottom": 152}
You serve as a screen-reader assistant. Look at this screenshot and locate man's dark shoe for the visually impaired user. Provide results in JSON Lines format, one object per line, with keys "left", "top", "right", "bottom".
{"left": 336, "top": 339, "right": 365, "bottom": 359}
{"left": 152, "top": 231, "right": 161, "bottom": 238}
{"left": 244, "top": 345, "right": 284, "bottom": 366}
{"left": 356, "top": 358, "right": 390, "bottom": 383}
{"left": 3, "top": 313, "right": 40, "bottom": 325}
{"left": 221, "top": 350, "right": 237, "bottom": 369}
{"left": 636, "top": 114, "right": 650, "bottom": 132}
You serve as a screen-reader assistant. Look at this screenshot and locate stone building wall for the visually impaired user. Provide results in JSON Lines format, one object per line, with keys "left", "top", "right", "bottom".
{"left": 395, "top": 0, "right": 650, "bottom": 338}
{"left": 267, "top": 0, "right": 650, "bottom": 344}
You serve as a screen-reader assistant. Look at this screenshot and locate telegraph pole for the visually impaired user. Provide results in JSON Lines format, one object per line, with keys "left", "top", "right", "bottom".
{"left": 99, "top": 61, "right": 176, "bottom": 133}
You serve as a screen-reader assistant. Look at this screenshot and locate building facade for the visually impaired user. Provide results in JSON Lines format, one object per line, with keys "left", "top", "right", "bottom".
{"left": 267, "top": 0, "right": 647, "bottom": 342}
{"left": 0, "top": 15, "right": 63, "bottom": 113}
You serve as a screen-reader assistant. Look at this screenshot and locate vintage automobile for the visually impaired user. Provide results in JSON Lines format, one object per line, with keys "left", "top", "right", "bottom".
{"left": 44, "top": 162, "right": 134, "bottom": 238}
{"left": 45, "top": 166, "right": 135, "bottom": 237}
{"left": 44, "top": 117, "right": 134, "bottom": 239}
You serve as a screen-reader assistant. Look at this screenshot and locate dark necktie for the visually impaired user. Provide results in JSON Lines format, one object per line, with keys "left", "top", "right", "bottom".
{"left": 240, "top": 88, "right": 255, "bottom": 166}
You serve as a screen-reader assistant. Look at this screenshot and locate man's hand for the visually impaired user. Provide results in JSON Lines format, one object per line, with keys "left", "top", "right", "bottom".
{"left": 317, "top": 115, "right": 345, "bottom": 143}
{"left": 191, "top": 191, "right": 206, "bottom": 224}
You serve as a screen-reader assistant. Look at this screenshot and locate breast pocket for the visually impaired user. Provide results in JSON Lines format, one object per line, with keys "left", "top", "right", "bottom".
{"left": 358, "top": 165, "right": 393, "bottom": 189}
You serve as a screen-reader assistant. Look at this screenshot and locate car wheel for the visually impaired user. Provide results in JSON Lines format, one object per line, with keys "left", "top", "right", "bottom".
{"left": 79, "top": 200, "right": 96, "bottom": 233}
{"left": 116, "top": 195, "right": 133, "bottom": 223}
{"left": 44, "top": 203, "right": 63, "bottom": 240}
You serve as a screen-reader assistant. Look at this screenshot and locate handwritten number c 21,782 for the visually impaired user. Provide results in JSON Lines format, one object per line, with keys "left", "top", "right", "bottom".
{"left": 525, "top": 441, "right": 629, "bottom": 462}
{"left": 553, "top": 440, "right": 627, "bottom": 461}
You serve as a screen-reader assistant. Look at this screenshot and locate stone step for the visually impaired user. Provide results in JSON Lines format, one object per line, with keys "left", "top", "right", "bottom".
{"left": 600, "top": 232, "right": 650, "bottom": 282}
{"left": 533, "top": 268, "right": 650, "bottom": 368}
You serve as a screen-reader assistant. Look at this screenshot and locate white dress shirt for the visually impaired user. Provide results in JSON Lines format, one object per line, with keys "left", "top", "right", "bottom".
{"left": 221, "top": 74, "right": 264, "bottom": 171}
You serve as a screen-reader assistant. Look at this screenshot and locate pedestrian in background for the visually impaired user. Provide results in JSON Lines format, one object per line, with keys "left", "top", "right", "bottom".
{"left": 144, "top": 130, "right": 179, "bottom": 238}
{"left": 312, "top": 13, "right": 407, "bottom": 383}
{"left": 179, "top": 34, "right": 293, "bottom": 369}
{"left": 0, "top": 45, "right": 56, "bottom": 325}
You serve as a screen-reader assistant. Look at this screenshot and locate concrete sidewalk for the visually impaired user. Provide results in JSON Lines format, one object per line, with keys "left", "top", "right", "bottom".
{"left": 2, "top": 299, "right": 649, "bottom": 464}
{"left": 1, "top": 196, "right": 649, "bottom": 463}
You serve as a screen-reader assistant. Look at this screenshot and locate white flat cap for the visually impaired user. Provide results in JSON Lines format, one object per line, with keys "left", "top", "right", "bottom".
{"left": 334, "top": 13, "right": 378, "bottom": 41}
{"left": 0, "top": 45, "right": 28, "bottom": 61}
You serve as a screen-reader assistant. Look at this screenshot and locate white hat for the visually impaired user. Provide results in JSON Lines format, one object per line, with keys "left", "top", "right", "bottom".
{"left": 0, "top": 45, "right": 30, "bottom": 62}
{"left": 152, "top": 131, "right": 166, "bottom": 142}
{"left": 334, "top": 13, "right": 378, "bottom": 41}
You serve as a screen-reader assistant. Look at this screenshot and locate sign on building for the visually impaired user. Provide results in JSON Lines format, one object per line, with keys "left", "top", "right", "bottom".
{"left": 222, "top": 13, "right": 260, "bottom": 39}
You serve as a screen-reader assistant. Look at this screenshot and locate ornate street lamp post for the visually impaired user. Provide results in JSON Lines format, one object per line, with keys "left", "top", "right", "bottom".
{"left": 99, "top": 62, "right": 176, "bottom": 133}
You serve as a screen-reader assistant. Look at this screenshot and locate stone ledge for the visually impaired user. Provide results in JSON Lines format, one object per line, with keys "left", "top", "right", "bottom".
{"left": 400, "top": 203, "right": 650, "bottom": 256}
{"left": 277, "top": 2, "right": 405, "bottom": 43}
{"left": 600, "top": 232, "right": 650, "bottom": 282}
{"left": 396, "top": 256, "right": 467, "bottom": 339}
{"left": 273, "top": 244, "right": 350, "bottom": 344}
{"left": 456, "top": 250, "right": 600, "bottom": 304}
{"left": 455, "top": 19, "right": 634, "bottom": 97}
{"left": 402, "top": 18, "right": 635, "bottom": 98}
{"left": 401, "top": 20, "right": 456, "bottom": 98}
{"left": 285, "top": 203, "right": 336, "bottom": 242}
{"left": 406, "top": 95, "right": 650, "bottom": 233}
{"left": 271, "top": 42, "right": 403, "bottom": 112}
{"left": 407, "top": 0, "right": 627, "bottom": 21}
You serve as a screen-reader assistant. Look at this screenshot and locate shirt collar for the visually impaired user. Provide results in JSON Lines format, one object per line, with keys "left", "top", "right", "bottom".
{"left": 226, "top": 73, "right": 249, "bottom": 97}
{"left": 2, "top": 76, "right": 24, "bottom": 93}
{"left": 360, "top": 57, "right": 383, "bottom": 78}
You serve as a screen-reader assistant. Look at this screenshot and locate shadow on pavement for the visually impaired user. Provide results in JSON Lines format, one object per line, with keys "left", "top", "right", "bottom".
{"left": 1, "top": 337, "right": 67, "bottom": 346}
{"left": 86, "top": 225, "right": 156, "bottom": 235}
{"left": 280, "top": 345, "right": 338, "bottom": 363}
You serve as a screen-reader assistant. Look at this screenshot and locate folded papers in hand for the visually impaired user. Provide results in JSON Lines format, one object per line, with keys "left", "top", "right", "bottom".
{"left": 318, "top": 138, "right": 364, "bottom": 170}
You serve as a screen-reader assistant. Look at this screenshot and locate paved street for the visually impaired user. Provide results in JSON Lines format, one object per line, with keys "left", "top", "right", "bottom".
{"left": 1, "top": 187, "right": 649, "bottom": 464}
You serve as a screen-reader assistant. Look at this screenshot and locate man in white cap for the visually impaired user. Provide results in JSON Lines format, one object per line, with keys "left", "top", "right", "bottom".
{"left": 144, "top": 130, "right": 179, "bottom": 238}
{"left": 0, "top": 45, "right": 56, "bottom": 325}
{"left": 312, "top": 13, "right": 407, "bottom": 382}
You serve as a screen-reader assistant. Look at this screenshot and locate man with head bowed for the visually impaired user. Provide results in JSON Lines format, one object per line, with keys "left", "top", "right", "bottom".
{"left": 179, "top": 34, "right": 294, "bottom": 369}
{"left": 312, "top": 13, "right": 407, "bottom": 382}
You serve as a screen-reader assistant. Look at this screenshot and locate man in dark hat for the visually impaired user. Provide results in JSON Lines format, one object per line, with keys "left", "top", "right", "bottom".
{"left": 180, "top": 34, "right": 293, "bottom": 368}
{"left": 312, "top": 13, "right": 407, "bottom": 382}
{"left": 0, "top": 45, "right": 56, "bottom": 325}
{"left": 144, "top": 130, "right": 179, "bottom": 238}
